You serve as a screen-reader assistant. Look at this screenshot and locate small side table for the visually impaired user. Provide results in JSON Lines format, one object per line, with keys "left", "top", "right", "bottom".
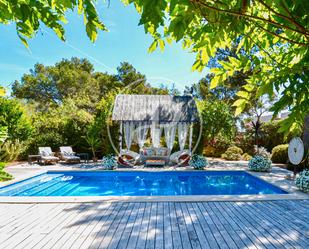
{"left": 76, "top": 153, "right": 90, "bottom": 163}
{"left": 28, "top": 155, "right": 41, "bottom": 165}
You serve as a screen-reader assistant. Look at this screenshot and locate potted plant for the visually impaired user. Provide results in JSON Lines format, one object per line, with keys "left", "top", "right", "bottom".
{"left": 189, "top": 154, "right": 208, "bottom": 170}
{"left": 102, "top": 154, "right": 117, "bottom": 170}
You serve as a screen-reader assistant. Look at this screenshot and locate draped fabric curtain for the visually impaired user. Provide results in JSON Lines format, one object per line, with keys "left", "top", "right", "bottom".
{"left": 124, "top": 121, "right": 135, "bottom": 150}
{"left": 178, "top": 122, "right": 189, "bottom": 151}
{"left": 164, "top": 123, "right": 176, "bottom": 151}
{"left": 151, "top": 122, "right": 162, "bottom": 148}
{"left": 136, "top": 122, "right": 149, "bottom": 148}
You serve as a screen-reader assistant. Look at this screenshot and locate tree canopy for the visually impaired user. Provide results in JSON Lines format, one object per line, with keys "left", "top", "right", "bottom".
{"left": 1, "top": 0, "right": 309, "bottom": 135}
{"left": 0, "top": 0, "right": 106, "bottom": 46}
{"left": 125, "top": 0, "right": 308, "bottom": 135}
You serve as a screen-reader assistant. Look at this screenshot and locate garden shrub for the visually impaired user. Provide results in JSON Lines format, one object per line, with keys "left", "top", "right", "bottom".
{"left": 0, "top": 162, "right": 13, "bottom": 181}
{"left": 189, "top": 154, "right": 208, "bottom": 170}
{"left": 254, "top": 145, "right": 271, "bottom": 159}
{"left": 248, "top": 155, "right": 272, "bottom": 172}
{"left": 295, "top": 169, "right": 309, "bottom": 193}
{"left": 221, "top": 146, "right": 243, "bottom": 161}
{"left": 242, "top": 153, "right": 252, "bottom": 161}
{"left": 271, "top": 144, "right": 288, "bottom": 163}
{"left": 102, "top": 154, "right": 117, "bottom": 170}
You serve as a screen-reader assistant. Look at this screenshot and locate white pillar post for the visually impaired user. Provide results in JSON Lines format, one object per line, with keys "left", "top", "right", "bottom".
{"left": 189, "top": 122, "right": 193, "bottom": 154}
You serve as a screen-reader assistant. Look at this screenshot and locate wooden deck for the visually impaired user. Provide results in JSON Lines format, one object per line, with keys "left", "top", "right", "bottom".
{"left": 0, "top": 200, "right": 308, "bottom": 249}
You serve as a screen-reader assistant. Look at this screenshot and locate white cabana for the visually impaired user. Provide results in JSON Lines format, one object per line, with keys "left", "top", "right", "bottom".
{"left": 112, "top": 94, "right": 198, "bottom": 153}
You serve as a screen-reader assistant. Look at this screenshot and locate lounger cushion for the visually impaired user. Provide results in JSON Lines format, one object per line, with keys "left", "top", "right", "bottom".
{"left": 62, "top": 155, "right": 80, "bottom": 160}
{"left": 41, "top": 156, "right": 59, "bottom": 161}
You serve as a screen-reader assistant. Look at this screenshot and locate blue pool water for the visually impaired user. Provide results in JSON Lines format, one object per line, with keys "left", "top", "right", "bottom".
{"left": 0, "top": 171, "right": 287, "bottom": 196}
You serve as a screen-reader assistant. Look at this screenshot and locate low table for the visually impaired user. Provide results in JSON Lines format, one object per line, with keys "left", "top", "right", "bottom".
{"left": 28, "top": 155, "right": 41, "bottom": 165}
{"left": 76, "top": 153, "right": 90, "bottom": 163}
{"left": 145, "top": 159, "right": 165, "bottom": 167}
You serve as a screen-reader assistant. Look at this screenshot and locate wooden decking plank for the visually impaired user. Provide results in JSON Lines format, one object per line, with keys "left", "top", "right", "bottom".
{"left": 202, "top": 202, "right": 239, "bottom": 249}
{"left": 250, "top": 201, "right": 309, "bottom": 248}
{"left": 231, "top": 202, "right": 279, "bottom": 249}
{"left": 218, "top": 202, "right": 260, "bottom": 249}
{"left": 163, "top": 202, "right": 173, "bottom": 249}
{"left": 211, "top": 202, "right": 249, "bottom": 249}
{"left": 174, "top": 202, "right": 193, "bottom": 249}
{"left": 107, "top": 202, "right": 136, "bottom": 249}
{"left": 0, "top": 200, "right": 308, "bottom": 249}
{"left": 190, "top": 203, "right": 220, "bottom": 249}
{"left": 135, "top": 202, "right": 152, "bottom": 249}
{"left": 38, "top": 204, "right": 90, "bottom": 249}
{"left": 155, "top": 202, "right": 164, "bottom": 249}
{"left": 79, "top": 202, "right": 121, "bottom": 249}
{"left": 224, "top": 202, "right": 271, "bottom": 249}
{"left": 196, "top": 202, "right": 230, "bottom": 249}
{"left": 53, "top": 203, "right": 111, "bottom": 249}
{"left": 97, "top": 203, "right": 130, "bottom": 248}
{"left": 266, "top": 201, "right": 309, "bottom": 233}
{"left": 240, "top": 201, "right": 302, "bottom": 249}
{"left": 145, "top": 202, "right": 158, "bottom": 249}
{"left": 181, "top": 202, "right": 210, "bottom": 249}
{"left": 88, "top": 202, "right": 123, "bottom": 248}
{"left": 0, "top": 203, "right": 60, "bottom": 247}
{"left": 114, "top": 202, "right": 141, "bottom": 249}
{"left": 168, "top": 202, "right": 183, "bottom": 249}
{"left": 126, "top": 202, "right": 146, "bottom": 249}
{"left": 14, "top": 203, "right": 72, "bottom": 249}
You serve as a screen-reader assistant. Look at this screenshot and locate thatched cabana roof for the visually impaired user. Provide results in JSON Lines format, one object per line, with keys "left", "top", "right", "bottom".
{"left": 112, "top": 94, "right": 198, "bottom": 123}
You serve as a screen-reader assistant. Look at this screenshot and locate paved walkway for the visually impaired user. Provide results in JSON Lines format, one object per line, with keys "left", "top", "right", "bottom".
{"left": 0, "top": 200, "right": 308, "bottom": 249}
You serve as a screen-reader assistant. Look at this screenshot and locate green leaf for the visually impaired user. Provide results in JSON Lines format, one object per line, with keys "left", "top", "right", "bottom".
{"left": 148, "top": 40, "right": 158, "bottom": 53}
{"left": 210, "top": 75, "right": 221, "bottom": 89}
{"left": 158, "top": 39, "right": 165, "bottom": 51}
{"left": 17, "top": 34, "right": 28, "bottom": 48}
{"left": 236, "top": 91, "right": 250, "bottom": 100}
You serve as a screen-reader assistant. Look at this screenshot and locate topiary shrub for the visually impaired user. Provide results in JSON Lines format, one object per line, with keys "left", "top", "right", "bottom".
{"left": 254, "top": 145, "right": 271, "bottom": 159}
{"left": 271, "top": 144, "right": 288, "bottom": 163}
{"left": 295, "top": 169, "right": 309, "bottom": 193}
{"left": 221, "top": 146, "right": 243, "bottom": 161}
{"left": 242, "top": 153, "right": 252, "bottom": 161}
{"left": 102, "top": 154, "right": 117, "bottom": 170}
{"left": 248, "top": 155, "right": 272, "bottom": 172}
{"left": 189, "top": 154, "right": 208, "bottom": 170}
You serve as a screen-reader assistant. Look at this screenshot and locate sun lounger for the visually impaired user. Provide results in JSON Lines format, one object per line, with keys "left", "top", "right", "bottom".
{"left": 59, "top": 146, "right": 81, "bottom": 163}
{"left": 38, "top": 147, "right": 60, "bottom": 165}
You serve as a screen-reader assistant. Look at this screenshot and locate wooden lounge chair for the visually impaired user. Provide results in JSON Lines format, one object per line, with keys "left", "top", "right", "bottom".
{"left": 38, "top": 147, "right": 60, "bottom": 165}
{"left": 117, "top": 149, "right": 140, "bottom": 167}
{"left": 59, "top": 146, "right": 81, "bottom": 163}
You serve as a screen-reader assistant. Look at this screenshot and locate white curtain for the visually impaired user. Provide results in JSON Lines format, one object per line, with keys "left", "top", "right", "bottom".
{"left": 124, "top": 121, "right": 135, "bottom": 150}
{"left": 151, "top": 122, "right": 162, "bottom": 148}
{"left": 164, "top": 123, "right": 176, "bottom": 151}
{"left": 178, "top": 122, "right": 189, "bottom": 151}
{"left": 136, "top": 122, "right": 149, "bottom": 148}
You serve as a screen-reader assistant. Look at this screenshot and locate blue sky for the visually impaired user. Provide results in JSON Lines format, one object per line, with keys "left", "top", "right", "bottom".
{"left": 0, "top": 1, "right": 207, "bottom": 93}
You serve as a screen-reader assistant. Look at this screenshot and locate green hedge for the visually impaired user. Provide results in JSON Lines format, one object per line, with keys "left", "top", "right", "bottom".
{"left": 271, "top": 144, "right": 288, "bottom": 163}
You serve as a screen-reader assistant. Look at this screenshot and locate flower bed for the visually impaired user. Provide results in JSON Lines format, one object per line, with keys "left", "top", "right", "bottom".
{"left": 189, "top": 155, "right": 208, "bottom": 170}
{"left": 248, "top": 155, "right": 272, "bottom": 172}
{"left": 295, "top": 169, "right": 309, "bottom": 193}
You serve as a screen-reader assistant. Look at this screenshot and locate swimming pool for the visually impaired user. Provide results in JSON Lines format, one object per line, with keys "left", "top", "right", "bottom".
{"left": 0, "top": 171, "right": 287, "bottom": 196}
